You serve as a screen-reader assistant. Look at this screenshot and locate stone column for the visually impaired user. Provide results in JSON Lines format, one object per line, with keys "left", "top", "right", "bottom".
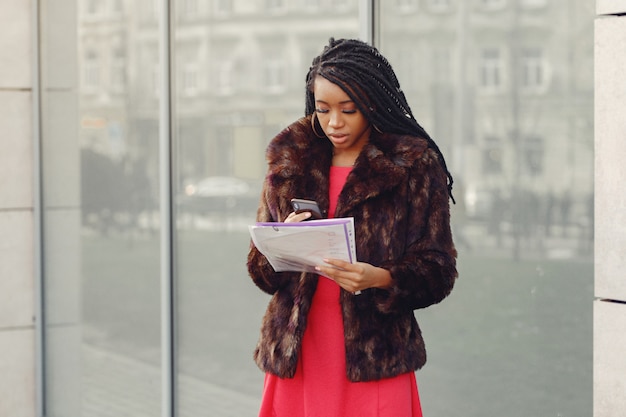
{"left": 0, "top": 1, "right": 36, "bottom": 416}
{"left": 595, "top": 1, "right": 626, "bottom": 416}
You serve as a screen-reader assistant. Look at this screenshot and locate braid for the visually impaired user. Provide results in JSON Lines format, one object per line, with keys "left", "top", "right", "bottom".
{"left": 305, "top": 38, "right": 455, "bottom": 203}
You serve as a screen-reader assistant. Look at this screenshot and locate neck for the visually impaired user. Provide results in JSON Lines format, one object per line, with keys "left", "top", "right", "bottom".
{"left": 332, "top": 148, "right": 359, "bottom": 167}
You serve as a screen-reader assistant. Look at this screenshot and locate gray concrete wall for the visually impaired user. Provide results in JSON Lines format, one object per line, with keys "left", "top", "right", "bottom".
{"left": 0, "top": 0, "right": 36, "bottom": 416}
{"left": 594, "top": 2, "right": 626, "bottom": 416}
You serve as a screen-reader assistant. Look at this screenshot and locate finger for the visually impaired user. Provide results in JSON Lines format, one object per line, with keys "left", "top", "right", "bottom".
{"left": 322, "top": 258, "right": 351, "bottom": 270}
{"left": 315, "top": 264, "right": 342, "bottom": 277}
{"left": 284, "top": 211, "right": 311, "bottom": 223}
{"left": 337, "top": 279, "right": 361, "bottom": 294}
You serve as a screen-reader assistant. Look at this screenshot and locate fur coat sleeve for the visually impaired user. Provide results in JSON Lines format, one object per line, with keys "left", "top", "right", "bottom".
{"left": 247, "top": 116, "right": 458, "bottom": 382}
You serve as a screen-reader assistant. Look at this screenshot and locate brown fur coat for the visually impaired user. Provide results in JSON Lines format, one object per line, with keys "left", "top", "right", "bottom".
{"left": 247, "top": 115, "right": 457, "bottom": 382}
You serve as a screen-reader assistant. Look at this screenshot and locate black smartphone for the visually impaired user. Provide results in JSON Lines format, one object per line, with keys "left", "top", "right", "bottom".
{"left": 290, "top": 198, "right": 323, "bottom": 220}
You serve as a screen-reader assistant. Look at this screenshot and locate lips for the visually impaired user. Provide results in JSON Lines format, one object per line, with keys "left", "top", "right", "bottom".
{"left": 329, "top": 133, "right": 348, "bottom": 143}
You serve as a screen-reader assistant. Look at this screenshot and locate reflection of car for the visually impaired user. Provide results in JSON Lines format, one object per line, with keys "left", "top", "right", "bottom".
{"left": 178, "top": 176, "right": 260, "bottom": 214}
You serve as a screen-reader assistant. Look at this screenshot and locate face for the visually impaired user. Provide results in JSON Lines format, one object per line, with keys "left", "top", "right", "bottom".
{"left": 313, "top": 76, "right": 371, "bottom": 153}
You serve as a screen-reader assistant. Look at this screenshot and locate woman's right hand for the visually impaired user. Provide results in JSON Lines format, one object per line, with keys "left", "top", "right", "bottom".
{"left": 283, "top": 211, "right": 312, "bottom": 223}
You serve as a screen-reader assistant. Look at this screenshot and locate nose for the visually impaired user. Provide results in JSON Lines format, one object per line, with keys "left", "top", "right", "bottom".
{"left": 328, "top": 110, "right": 343, "bottom": 128}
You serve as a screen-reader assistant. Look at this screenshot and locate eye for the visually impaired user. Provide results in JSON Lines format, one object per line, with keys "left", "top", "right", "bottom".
{"left": 342, "top": 109, "right": 357, "bottom": 114}
{"left": 315, "top": 108, "right": 329, "bottom": 114}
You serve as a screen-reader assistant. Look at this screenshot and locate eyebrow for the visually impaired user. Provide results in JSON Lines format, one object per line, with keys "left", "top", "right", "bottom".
{"left": 315, "top": 99, "right": 354, "bottom": 105}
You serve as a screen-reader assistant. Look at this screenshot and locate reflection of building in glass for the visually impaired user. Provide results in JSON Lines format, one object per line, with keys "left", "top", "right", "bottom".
{"left": 381, "top": 1, "right": 593, "bottom": 211}
{"left": 78, "top": 0, "right": 360, "bottom": 193}
{"left": 380, "top": 1, "right": 593, "bottom": 252}
{"left": 77, "top": 0, "right": 593, "bottom": 225}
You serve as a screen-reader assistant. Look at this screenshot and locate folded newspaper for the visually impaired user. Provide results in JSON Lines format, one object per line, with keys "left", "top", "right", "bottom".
{"left": 248, "top": 217, "right": 357, "bottom": 273}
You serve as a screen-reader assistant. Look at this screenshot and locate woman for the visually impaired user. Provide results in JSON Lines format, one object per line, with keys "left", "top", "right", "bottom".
{"left": 247, "top": 38, "right": 458, "bottom": 417}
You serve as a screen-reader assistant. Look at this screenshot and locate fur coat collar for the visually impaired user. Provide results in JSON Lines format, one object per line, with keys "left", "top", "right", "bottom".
{"left": 261, "top": 116, "right": 430, "bottom": 221}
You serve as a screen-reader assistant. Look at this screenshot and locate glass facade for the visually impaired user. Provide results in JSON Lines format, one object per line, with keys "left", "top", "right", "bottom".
{"left": 38, "top": 1, "right": 593, "bottom": 416}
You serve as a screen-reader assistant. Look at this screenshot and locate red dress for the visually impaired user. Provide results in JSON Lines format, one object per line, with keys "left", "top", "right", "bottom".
{"left": 258, "top": 166, "right": 423, "bottom": 417}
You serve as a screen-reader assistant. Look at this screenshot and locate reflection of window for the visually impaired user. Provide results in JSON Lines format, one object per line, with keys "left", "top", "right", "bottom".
{"left": 83, "top": 50, "right": 100, "bottom": 90}
{"left": 479, "top": 48, "right": 504, "bottom": 93}
{"left": 180, "top": 43, "right": 204, "bottom": 96}
{"left": 262, "top": 53, "right": 287, "bottom": 94}
{"left": 520, "top": 48, "right": 549, "bottom": 93}
{"left": 182, "top": 64, "right": 199, "bottom": 96}
{"left": 391, "top": 46, "right": 419, "bottom": 91}
{"left": 137, "top": 0, "right": 158, "bottom": 22}
{"left": 334, "top": 0, "right": 351, "bottom": 11}
{"left": 215, "top": 61, "right": 234, "bottom": 96}
{"left": 428, "top": 0, "right": 452, "bottom": 12}
{"left": 481, "top": 0, "right": 507, "bottom": 10}
{"left": 86, "top": 0, "right": 100, "bottom": 15}
{"left": 266, "top": 0, "right": 287, "bottom": 14}
{"left": 182, "top": 0, "right": 199, "bottom": 18}
{"left": 111, "top": 47, "right": 126, "bottom": 92}
{"left": 482, "top": 136, "right": 503, "bottom": 174}
{"left": 152, "top": 63, "right": 160, "bottom": 97}
{"left": 302, "top": 45, "right": 321, "bottom": 71}
{"left": 112, "top": 0, "right": 123, "bottom": 13}
{"left": 394, "top": 0, "right": 418, "bottom": 12}
{"left": 432, "top": 47, "right": 452, "bottom": 84}
{"left": 182, "top": 0, "right": 208, "bottom": 18}
{"left": 521, "top": 0, "right": 547, "bottom": 8}
{"left": 215, "top": 127, "right": 234, "bottom": 175}
{"left": 301, "top": 0, "right": 321, "bottom": 12}
{"left": 523, "top": 135, "right": 544, "bottom": 175}
{"left": 214, "top": 0, "right": 233, "bottom": 16}
{"left": 147, "top": 0, "right": 158, "bottom": 21}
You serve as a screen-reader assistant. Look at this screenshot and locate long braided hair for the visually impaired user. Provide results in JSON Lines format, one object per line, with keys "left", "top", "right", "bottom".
{"left": 305, "top": 37, "right": 455, "bottom": 203}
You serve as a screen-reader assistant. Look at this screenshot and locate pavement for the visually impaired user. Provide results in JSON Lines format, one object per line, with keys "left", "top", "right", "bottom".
{"left": 77, "top": 212, "right": 592, "bottom": 417}
{"left": 82, "top": 344, "right": 260, "bottom": 417}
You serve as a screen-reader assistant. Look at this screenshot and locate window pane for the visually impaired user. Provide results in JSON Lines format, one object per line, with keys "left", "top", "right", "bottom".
{"left": 42, "top": 0, "right": 163, "bottom": 414}
{"left": 40, "top": 1, "right": 593, "bottom": 416}
{"left": 172, "top": 2, "right": 359, "bottom": 415}
{"left": 380, "top": 1, "right": 593, "bottom": 416}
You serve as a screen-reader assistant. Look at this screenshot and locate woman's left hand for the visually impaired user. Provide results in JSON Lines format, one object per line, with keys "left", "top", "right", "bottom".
{"left": 315, "top": 258, "right": 392, "bottom": 294}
